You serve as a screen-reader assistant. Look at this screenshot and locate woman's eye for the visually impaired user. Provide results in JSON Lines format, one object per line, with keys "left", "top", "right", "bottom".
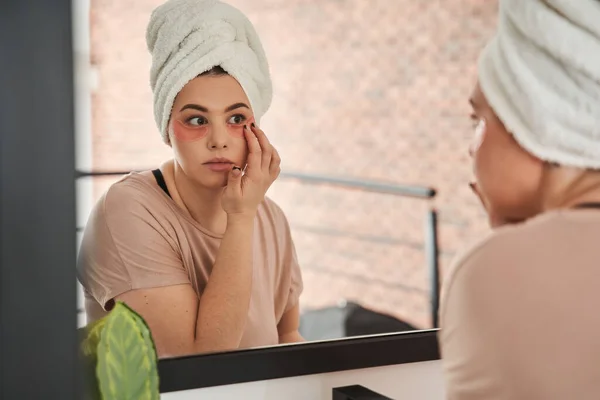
{"left": 188, "top": 116, "right": 207, "bottom": 126}
{"left": 228, "top": 114, "right": 246, "bottom": 125}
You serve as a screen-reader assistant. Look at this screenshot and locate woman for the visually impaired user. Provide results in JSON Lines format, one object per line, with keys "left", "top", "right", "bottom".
{"left": 440, "top": 0, "right": 600, "bottom": 399}
{"left": 77, "top": 0, "right": 304, "bottom": 358}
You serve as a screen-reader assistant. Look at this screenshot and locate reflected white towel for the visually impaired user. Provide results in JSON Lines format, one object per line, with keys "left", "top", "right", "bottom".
{"left": 146, "top": 0, "right": 272, "bottom": 143}
{"left": 478, "top": 0, "right": 600, "bottom": 168}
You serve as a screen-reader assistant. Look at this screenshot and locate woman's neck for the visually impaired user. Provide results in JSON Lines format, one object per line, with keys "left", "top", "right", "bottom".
{"left": 162, "top": 160, "right": 228, "bottom": 235}
{"left": 539, "top": 167, "right": 600, "bottom": 211}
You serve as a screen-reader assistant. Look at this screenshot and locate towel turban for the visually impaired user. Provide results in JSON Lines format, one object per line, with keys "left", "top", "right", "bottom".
{"left": 478, "top": 0, "right": 600, "bottom": 169}
{"left": 146, "top": 0, "right": 273, "bottom": 143}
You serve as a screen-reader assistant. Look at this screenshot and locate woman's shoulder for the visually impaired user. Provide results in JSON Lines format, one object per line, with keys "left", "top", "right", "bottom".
{"left": 87, "top": 171, "right": 173, "bottom": 228}
{"left": 101, "top": 171, "right": 168, "bottom": 209}
{"left": 452, "top": 210, "right": 600, "bottom": 268}
{"left": 442, "top": 210, "right": 600, "bottom": 307}
{"left": 258, "top": 196, "right": 289, "bottom": 222}
{"left": 450, "top": 217, "right": 543, "bottom": 268}
{"left": 255, "top": 197, "right": 294, "bottom": 240}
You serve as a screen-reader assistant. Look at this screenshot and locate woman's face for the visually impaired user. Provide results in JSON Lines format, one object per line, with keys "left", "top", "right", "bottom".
{"left": 168, "top": 74, "right": 253, "bottom": 189}
{"left": 469, "top": 83, "right": 544, "bottom": 222}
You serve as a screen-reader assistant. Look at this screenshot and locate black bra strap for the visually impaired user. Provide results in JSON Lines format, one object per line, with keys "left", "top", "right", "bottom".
{"left": 152, "top": 169, "right": 172, "bottom": 198}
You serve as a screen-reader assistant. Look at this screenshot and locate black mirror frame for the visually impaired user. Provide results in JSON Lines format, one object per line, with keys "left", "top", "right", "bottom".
{"left": 0, "top": 1, "right": 440, "bottom": 398}
{"left": 158, "top": 330, "right": 439, "bottom": 393}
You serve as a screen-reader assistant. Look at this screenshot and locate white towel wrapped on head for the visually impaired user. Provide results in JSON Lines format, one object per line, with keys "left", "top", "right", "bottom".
{"left": 478, "top": 0, "right": 600, "bottom": 169}
{"left": 146, "top": 0, "right": 272, "bottom": 144}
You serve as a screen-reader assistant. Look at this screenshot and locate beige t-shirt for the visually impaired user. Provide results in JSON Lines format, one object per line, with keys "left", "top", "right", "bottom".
{"left": 440, "top": 208, "right": 600, "bottom": 400}
{"left": 77, "top": 172, "right": 303, "bottom": 349}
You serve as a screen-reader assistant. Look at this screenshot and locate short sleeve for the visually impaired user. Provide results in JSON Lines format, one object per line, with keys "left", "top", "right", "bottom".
{"left": 261, "top": 198, "right": 304, "bottom": 315}
{"left": 284, "top": 237, "right": 304, "bottom": 313}
{"left": 269, "top": 200, "right": 303, "bottom": 313}
{"left": 77, "top": 181, "right": 190, "bottom": 310}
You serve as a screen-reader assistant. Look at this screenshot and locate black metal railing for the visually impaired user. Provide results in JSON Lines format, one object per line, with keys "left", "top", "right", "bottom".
{"left": 76, "top": 169, "right": 440, "bottom": 328}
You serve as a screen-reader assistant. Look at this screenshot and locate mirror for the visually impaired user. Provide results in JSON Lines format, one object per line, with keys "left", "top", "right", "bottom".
{"left": 75, "top": 0, "right": 498, "bottom": 358}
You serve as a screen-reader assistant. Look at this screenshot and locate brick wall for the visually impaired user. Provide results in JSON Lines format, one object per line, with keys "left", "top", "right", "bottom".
{"left": 90, "top": 0, "right": 498, "bottom": 329}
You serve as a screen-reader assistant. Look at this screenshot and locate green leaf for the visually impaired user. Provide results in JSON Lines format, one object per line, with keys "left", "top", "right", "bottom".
{"left": 81, "top": 317, "right": 107, "bottom": 358}
{"left": 96, "top": 302, "right": 159, "bottom": 400}
{"left": 80, "top": 317, "right": 107, "bottom": 400}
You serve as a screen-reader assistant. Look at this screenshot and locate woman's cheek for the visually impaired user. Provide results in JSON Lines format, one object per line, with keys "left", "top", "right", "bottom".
{"left": 472, "top": 120, "right": 510, "bottom": 214}
{"left": 228, "top": 124, "right": 245, "bottom": 138}
{"left": 228, "top": 116, "right": 255, "bottom": 138}
{"left": 172, "top": 120, "right": 208, "bottom": 142}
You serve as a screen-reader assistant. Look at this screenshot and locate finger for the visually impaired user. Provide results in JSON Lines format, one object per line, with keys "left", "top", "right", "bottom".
{"left": 226, "top": 166, "right": 243, "bottom": 196}
{"left": 244, "top": 125, "right": 262, "bottom": 178}
{"left": 270, "top": 146, "right": 281, "bottom": 177}
{"left": 251, "top": 124, "right": 273, "bottom": 171}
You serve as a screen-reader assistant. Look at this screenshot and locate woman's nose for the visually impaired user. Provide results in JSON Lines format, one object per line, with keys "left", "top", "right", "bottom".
{"left": 207, "top": 125, "right": 229, "bottom": 149}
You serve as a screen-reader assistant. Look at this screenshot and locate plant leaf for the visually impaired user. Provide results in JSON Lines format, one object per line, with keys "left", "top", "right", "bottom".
{"left": 96, "top": 302, "right": 159, "bottom": 400}
{"left": 81, "top": 317, "right": 107, "bottom": 358}
{"left": 79, "top": 317, "right": 107, "bottom": 400}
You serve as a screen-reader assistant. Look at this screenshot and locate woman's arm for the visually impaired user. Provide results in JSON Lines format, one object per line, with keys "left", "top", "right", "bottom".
{"left": 116, "top": 214, "right": 255, "bottom": 357}
{"left": 277, "top": 304, "right": 305, "bottom": 344}
{"left": 194, "top": 214, "right": 254, "bottom": 350}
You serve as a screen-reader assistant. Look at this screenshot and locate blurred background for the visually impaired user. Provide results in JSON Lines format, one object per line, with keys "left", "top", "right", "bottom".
{"left": 75, "top": 0, "right": 498, "bottom": 333}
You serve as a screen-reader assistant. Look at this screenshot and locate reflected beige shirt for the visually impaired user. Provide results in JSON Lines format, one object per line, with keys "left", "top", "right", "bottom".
{"left": 77, "top": 172, "right": 303, "bottom": 349}
{"left": 440, "top": 209, "right": 600, "bottom": 400}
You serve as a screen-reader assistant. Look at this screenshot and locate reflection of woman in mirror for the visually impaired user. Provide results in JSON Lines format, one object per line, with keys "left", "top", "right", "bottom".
{"left": 77, "top": 0, "right": 304, "bottom": 357}
{"left": 440, "top": 0, "right": 600, "bottom": 398}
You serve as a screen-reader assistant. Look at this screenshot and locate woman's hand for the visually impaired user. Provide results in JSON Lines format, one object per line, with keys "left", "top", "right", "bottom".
{"left": 222, "top": 124, "right": 281, "bottom": 218}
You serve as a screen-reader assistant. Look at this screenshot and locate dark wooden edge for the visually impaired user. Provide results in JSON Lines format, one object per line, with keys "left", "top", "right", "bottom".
{"left": 158, "top": 329, "right": 440, "bottom": 393}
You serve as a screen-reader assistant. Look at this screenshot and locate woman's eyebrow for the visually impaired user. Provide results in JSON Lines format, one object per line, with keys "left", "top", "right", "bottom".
{"left": 179, "top": 102, "right": 250, "bottom": 113}
{"left": 224, "top": 102, "right": 250, "bottom": 112}
{"left": 180, "top": 103, "right": 209, "bottom": 112}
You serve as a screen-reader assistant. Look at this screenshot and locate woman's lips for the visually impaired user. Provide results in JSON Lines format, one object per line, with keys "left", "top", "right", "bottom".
{"left": 204, "top": 162, "right": 233, "bottom": 172}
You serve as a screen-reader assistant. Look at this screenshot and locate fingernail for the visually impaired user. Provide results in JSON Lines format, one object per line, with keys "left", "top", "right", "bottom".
{"left": 232, "top": 166, "right": 241, "bottom": 171}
